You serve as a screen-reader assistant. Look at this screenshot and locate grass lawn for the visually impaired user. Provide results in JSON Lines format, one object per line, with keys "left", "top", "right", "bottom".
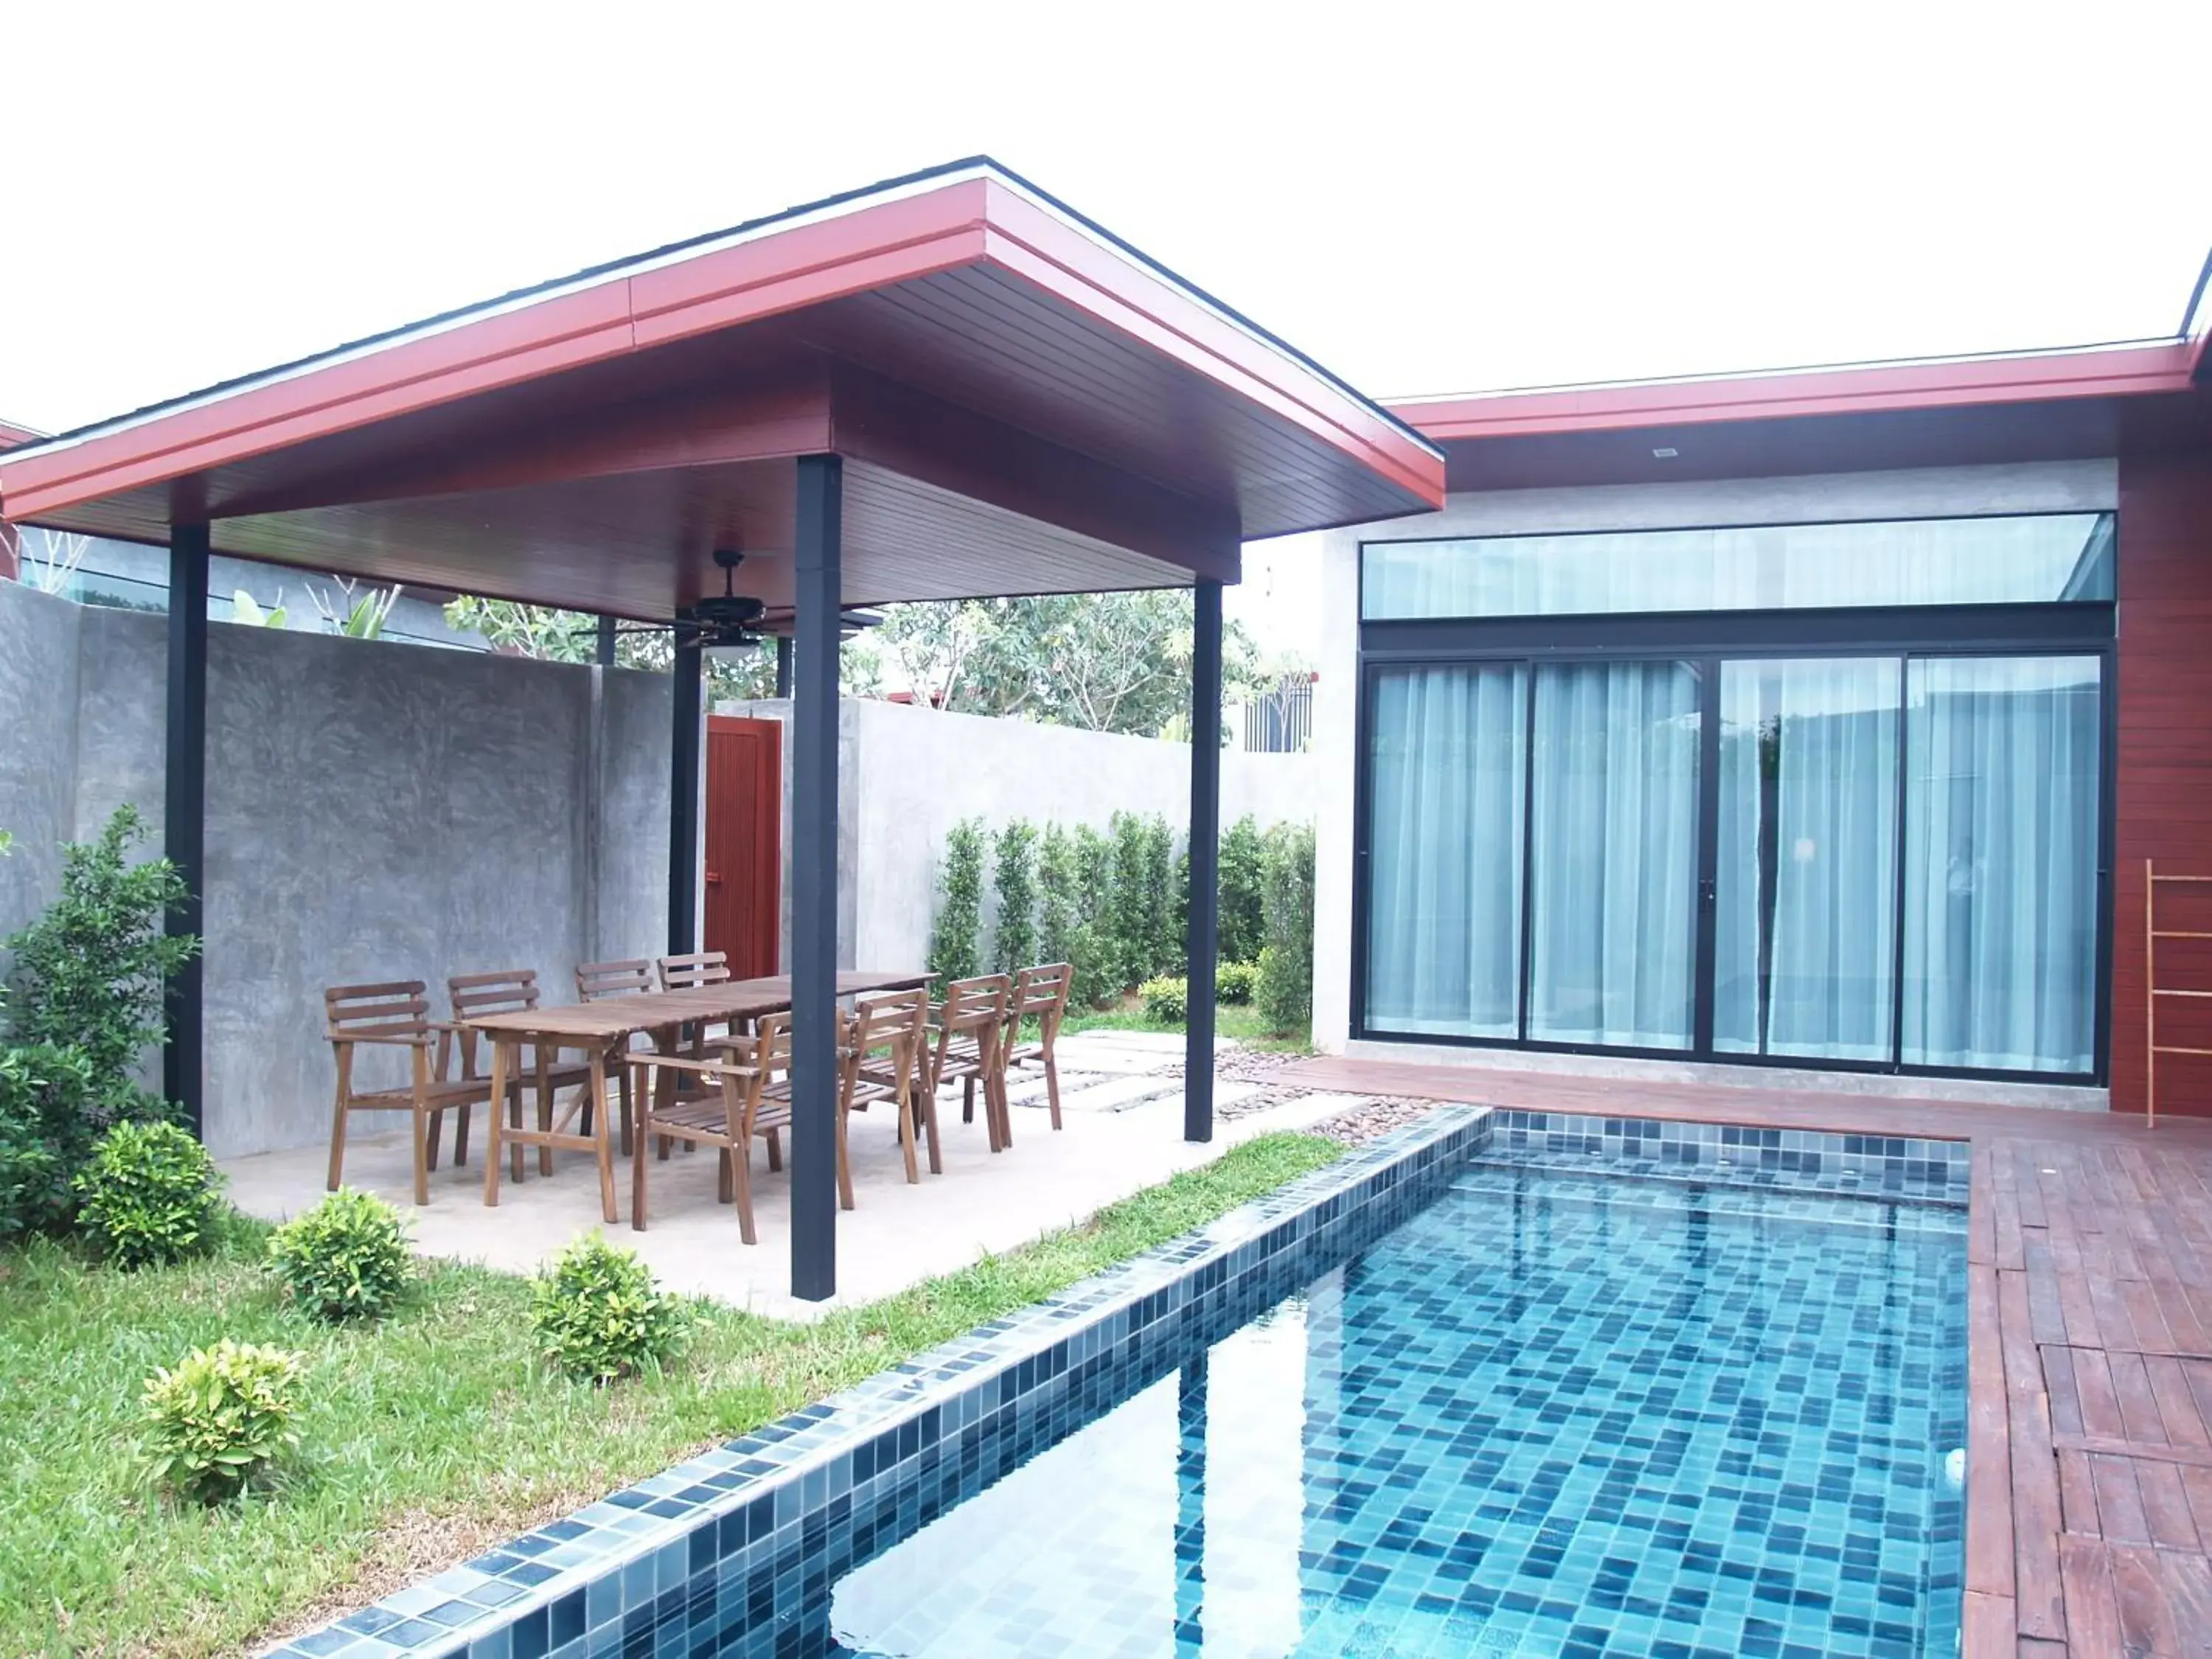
{"left": 0, "top": 1133, "right": 1339, "bottom": 1658}
{"left": 1060, "top": 1000, "right": 1313, "bottom": 1054}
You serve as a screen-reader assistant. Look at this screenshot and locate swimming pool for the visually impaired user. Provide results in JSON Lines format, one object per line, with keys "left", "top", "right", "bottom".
{"left": 282, "top": 1110, "right": 1969, "bottom": 1659}
{"left": 832, "top": 1169, "right": 1965, "bottom": 1657}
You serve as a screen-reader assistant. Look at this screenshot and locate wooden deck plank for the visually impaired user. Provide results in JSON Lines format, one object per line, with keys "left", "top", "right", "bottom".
{"left": 2090, "top": 1453, "right": 2154, "bottom": 1544}
{"left": 1962, "top": 1587, "right": 2015, "bottom": 1658}
{"left": 2109, "top": 1541, "right": 2184, "bottom": 1656}
{"left": 2146, "top": 1354, "right": 2212, "bottom": 1447}
{"left": 2136, "top": 1458, "right": 2202, "bottom": 1551}
{"left": 1969, "top": 1261, "right": 2018, "bottom": 1603}
{"left": 2057, "top": 1534, "right": 2125, "bottom": 1659}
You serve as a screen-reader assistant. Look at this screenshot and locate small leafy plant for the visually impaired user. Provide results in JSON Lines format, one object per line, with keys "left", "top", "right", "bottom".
{"left": 1138, "top": 975, "right": 1188, "bottom": 1025}
{"left": 141, "top": 1339, "right": 307, "bottom": 1503}
{"left": 74, "top": 1121, "right": 221, "bottom": 1268}
{"left": 529, "top": 1233, "right": 690, "bottom": 1383}
{"left": 268, "top": 1189, "right": 412, "bottom": 1321}
{"left": 1214, "top": 959, "right": 1261, "bottom": 1006}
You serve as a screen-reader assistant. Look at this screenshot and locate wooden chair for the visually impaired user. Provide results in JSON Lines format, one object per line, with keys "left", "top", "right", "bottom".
{"left": 921, "top": 974, "right": 1012, "bottom": 1152}
{"left": 324, "top": 981, "right": 497, "bottom": 1206}
{"left": 843, "top": 987, "right": 936, "bottom": 1183}
{"left": 656, "top": 950, "right": 731, "bottom": 990}
{"left": 576, "top": 959, "right": 653, "bottom": 1001}
{"left": 432, "top": 970, "right": 597, "bottom": 1178}
{"left": 1003, "top": 963, "right": 1073, "bottom": 1133}
{"left": 574, "top": 959, "right": 653, "bottom": 1154}
{"left": 624, "top": 1013, "right": 852, "bottom": 1238}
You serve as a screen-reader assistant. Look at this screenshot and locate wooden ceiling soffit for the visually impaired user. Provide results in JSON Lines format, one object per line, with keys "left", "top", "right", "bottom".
{"left": 827, "top": 366, "right": 1239, "bottom": 582}
{"left": 207, "top": 367, "right": 837, "bottom": 519}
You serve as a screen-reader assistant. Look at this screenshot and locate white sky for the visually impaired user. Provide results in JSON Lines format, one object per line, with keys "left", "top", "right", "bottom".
{"left": 4, "top": 0, "right": 2204, "bottom": 660}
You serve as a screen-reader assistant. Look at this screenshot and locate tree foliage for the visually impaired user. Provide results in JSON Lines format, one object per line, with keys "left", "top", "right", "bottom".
{"left": 928, "top": 820, "right": 989, "bottom": 984}
{"left": 441, "top": 597, "right": 882, "bottom": 703}
{"left": 991, "top": 820, "right": 1038, "bottom": 974}
{"left": 875, "top": 592, "right": 1262, "bottom": 737}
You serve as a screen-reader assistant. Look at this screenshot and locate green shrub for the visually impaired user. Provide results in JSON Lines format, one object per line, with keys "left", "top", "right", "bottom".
{"left": 140, "top": 1338, "right": 307, "bottom": 1503}
{"left": 1215, "top": 959, "right": 1261, "bottom": 1006}
{"left": 1217, "top": 815, "right": 1267, "bottom": 965}
{"left": 992, "top": 818, "right": 1038, "bottom": 972}
{"left": 1138, "top": 975, "right": 1188, "bottom": 1024}
{"left": 1036, "top": 825, "right": 1079, "bottom": 975}
{"left": 1144, "top": 816, "right": 1180, "bottom": 979}
{"left": 4, "top": 805, "right": 197, "bottom": 1121}
{"left": 928, "top": 819, "right": 989, "bottom": 984}
{"left": 1107, "top": 813, "right": 1153, "bottom": 991}
{"left": 74, "top": 1121, "right": 221, "bottom": 1268}
{"left": 268, "top": 1189, "right": 413, "bottom": 1321}
{"left": 1255, "top": 822, "right": 1317, "bottom": 1038}
{"left": 0, "top": 1040, "right": 98, "bottom": 1237}
{"left": 1068, "top": 824, "right": 1117, "bottom": 1007}
{"left": 530, "top": 1233, "right": 691, "bottom": 1382}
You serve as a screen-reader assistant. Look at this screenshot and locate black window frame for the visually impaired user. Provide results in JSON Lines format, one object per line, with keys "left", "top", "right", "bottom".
{"left": 1350, "top": 526, "right": 2119, "bottom": 1089}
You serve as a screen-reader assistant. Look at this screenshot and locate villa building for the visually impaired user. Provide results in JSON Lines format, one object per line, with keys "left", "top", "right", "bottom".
{"left": 1313, "top": 325, "right": 2212, "bottom": 1115}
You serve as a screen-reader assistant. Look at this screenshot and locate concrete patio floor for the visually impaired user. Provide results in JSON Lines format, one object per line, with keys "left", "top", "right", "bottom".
{"left": 220, "top": 1030, "right": 1370, "bottom": 1321}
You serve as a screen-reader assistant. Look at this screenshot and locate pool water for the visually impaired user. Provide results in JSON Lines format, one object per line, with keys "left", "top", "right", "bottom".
{"left": 828, "top": 1168, "right": 1966, "bottom": 1658}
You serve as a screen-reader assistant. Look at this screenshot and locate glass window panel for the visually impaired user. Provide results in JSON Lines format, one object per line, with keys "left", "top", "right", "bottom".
{"left": 1714, "top": 659, "right": 1901, "bottom": 1062}
{"left": 1902, "top": 655, "right": 2101, "bottom": 1074}
{"left": 1363, "top": 664, "right": 1526, "bottom": 1037}
{"left": 1526, "top": 661, "right": 1700, "bottom": 1049}
{"left": 1363, "top": 512, "right": 2115, "bottom": 619}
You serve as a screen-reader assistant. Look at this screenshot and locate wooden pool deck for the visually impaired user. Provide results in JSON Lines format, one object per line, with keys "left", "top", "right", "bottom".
{"left": 1281, "top": 1055, "right": 2212, "bottom": 1658}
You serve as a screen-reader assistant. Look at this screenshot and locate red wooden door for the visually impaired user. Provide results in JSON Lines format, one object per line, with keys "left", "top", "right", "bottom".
{"left": 705, "top": 715, "right": 782, "bottom": 978}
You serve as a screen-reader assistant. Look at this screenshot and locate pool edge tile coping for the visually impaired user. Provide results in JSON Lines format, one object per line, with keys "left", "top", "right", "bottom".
{"left": 264, "top": 1104, "right": 1494, "bottom": 1659}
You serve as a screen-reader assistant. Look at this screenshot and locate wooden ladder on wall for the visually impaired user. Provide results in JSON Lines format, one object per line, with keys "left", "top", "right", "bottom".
{"left": 2144, "top": 858, "right": 2212, "bottom": 1129}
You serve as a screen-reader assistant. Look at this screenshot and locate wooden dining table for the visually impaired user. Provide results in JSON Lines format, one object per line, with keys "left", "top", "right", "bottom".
{"left": 460, "top": 970, "right": 935, "bottom": 1220}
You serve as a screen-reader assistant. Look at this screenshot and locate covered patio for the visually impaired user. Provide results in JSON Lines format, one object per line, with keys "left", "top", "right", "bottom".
{"left": 0, "top": 158, "right": 1444, "bottom": 1301}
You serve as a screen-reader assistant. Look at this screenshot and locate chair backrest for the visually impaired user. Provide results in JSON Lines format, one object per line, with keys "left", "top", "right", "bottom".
{"left": 849, "top": 987, "right": 928, "bottom": 1055}
{"left": 447, "top": 969, "right": 542, "bottom": 1023}
{"left": 1009, "top": 963, "right": 1072, "bottom": 1023}
{"left": 939, "top": 973, "right": 1010, "bottom": 1032}
{"left": 658, "top": 950, "right": 731, "bottom": 991}
{"left": 324, "top": 981, "right": 431, "bottom": 1043}
{"left": 576, "top": 959, "right": 653, "bottom": 1001}
{"left": 751, "top": 1009, "right": 793, "bottom": 1072}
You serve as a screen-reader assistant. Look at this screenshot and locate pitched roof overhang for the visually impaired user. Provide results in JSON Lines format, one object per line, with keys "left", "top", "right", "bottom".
{"left": 0, "top": 160, "right": 1444, "bottom": 617}
{"left": 1388, "top": 339, "right": 2212, "bottom": 494}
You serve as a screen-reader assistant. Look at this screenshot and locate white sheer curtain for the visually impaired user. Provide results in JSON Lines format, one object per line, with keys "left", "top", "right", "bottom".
{"left": 1526, "top": 662, "right": 1700, "bottom": 1048}
{"left": 1714, "top": 659, "right": 1900, "bottom": 1061}
{"left": 1363, "top": 515, "right": 2112, "bottom": 619}
{"left": 1902, "top": 657, "right": 2101, "bottom": 1073}
{"left": 1364, "top": 665, "right": 1526, "bottom": 1037}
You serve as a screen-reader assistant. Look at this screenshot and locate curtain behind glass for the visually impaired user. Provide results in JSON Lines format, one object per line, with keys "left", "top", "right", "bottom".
{"left": 1362, "top": 513, "right": 2113, "bottom": 619}
{"left": 1902, "top": 657, "right": 2101, "bottom": 1073}
{"left": 1527, "top": 662, "right": 1700, "bottom": 1048}
{"left": 1714, "top": 659, "right": 1900, "bottom": 1061}
{"left": 1365, "top": 665, "right": 1527, "bottom": 1037}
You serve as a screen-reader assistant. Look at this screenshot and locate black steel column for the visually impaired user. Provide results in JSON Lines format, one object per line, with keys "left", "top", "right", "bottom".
{"left": 1185, "top": 580, "right": 1223, "bottom": 1143}
{"left": 774, "top": 634, "right": 793, "bottom": 698}
{"left": 667, "top": 637, "right": 702, "bottom": 954}
{"left": 164, "top": 524, "right": 210, "bottom": 1135}
{"left": 791, "top": 455, "right": 842, "bottom": 1301}
{"left": 595, "top": 614, "right": 617, "bottom": 667}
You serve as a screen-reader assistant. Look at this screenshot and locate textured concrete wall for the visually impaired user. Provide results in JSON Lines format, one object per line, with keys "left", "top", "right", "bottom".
{"left": 1310, "top": 459, "right": 2123, "bottom": 1054}
{"left": 0, "top": 583, "right": 672, "bottom": 1158}
{"left": 721, "top": 698, "right": 1321, "bottom": 975}
{"left": 0, "top": 582, "right": 82, "bottom": 952}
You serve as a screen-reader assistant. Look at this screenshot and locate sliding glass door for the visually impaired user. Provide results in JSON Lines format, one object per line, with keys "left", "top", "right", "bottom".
{"left": 1360, "top": 650, "right": 2106, "bottom": 1078}
{"left": 1526, "top": 661, "right": 1702, "bottom": 1049}
{"left": 1714, "top": 658, "right": 1900, "bottom": 1062}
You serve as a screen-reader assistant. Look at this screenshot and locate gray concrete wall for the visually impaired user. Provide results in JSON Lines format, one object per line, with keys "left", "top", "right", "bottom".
{"left": 720, "top": 697, "right": 1321, "bottom": 975}
{"left": 0, "top": 578, "right": 671, "bottom": 1158}
{"left": 1310, "top": 458, "right": 2123, "bottom": 1055}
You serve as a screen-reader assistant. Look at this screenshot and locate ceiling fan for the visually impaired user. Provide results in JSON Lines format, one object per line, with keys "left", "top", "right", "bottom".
{"left": 597, "top": 547, "right": 771, "bottom": 650}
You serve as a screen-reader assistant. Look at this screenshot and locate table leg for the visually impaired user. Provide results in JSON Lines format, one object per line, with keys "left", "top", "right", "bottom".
{"left": 535, "top": 1045, "right": 554, "bottom": 1178}
{"left": 589, "top": 1048, "right": 616, "bottom": 1224}
{"left": 482, "top": 1037, "right": 510, "bottom": 1208}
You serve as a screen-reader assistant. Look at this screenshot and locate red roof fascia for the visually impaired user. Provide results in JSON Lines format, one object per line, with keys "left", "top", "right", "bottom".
{"left": 1391, "top": 341, "right": 2200, "bottom": 444}
{"left": 0, "top": 172, "right": 1444, "bottom": 527}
